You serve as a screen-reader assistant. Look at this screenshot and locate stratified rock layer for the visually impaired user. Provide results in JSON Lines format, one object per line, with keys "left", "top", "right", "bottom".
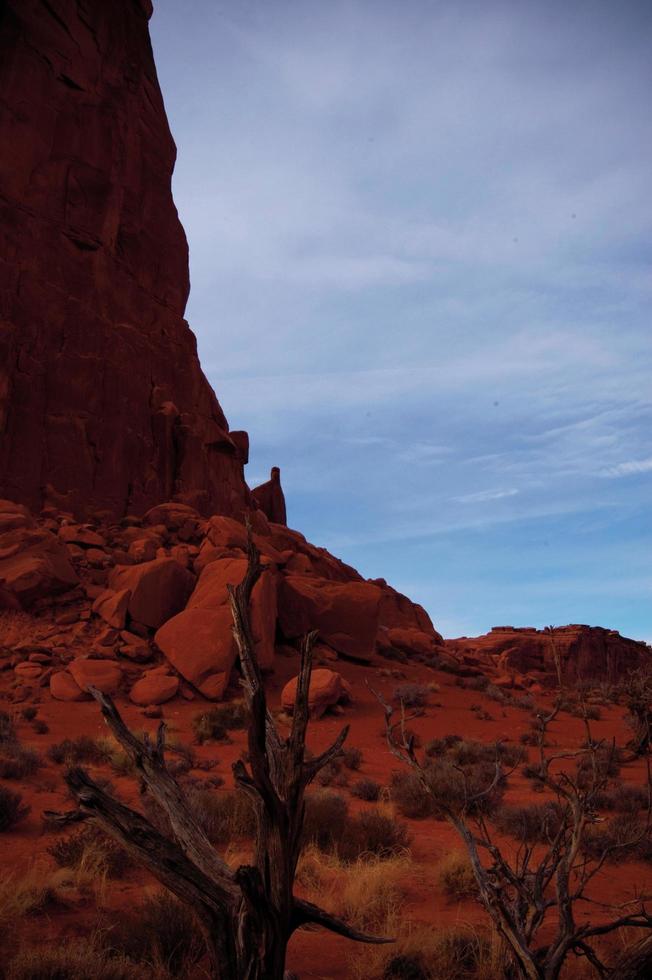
{"left": 445, "top": 625, "right": 650, "bottom": 686}
{"left": 0, "top": 0, "right": 250, "bottom": 518}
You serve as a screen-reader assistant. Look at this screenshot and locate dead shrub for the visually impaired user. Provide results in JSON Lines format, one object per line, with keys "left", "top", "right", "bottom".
{"left": 6, "top": 938, "right": 151, "bottom": 980}
{"left": 392, "top": 684, "right": 429, "bottom": 708}
{"left": 493, "top": 802, "right": 565, "bottom": 843}
{"left": 0, "top": 740, "right": 42, "bottom": 779}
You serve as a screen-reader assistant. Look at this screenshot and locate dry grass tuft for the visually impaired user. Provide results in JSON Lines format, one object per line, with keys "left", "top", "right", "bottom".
{"left": 437, "top": 850, "right": 478, "bottom": 900}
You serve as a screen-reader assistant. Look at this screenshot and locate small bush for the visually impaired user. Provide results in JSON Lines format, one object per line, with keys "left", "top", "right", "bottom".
{"left": 47, "top": 826, "right": 130, "bottom": 878}
{"left": 108, "top": 891, "right": 205, "bottom": 976}
{"left": 424, "top": 735, "right": 462, "bottom": 757}
{"left": 303, "top": 791, "right": 349, "bottom": 852}
{"left": 392, "top": 684, "right": 429, "bottom": 708}
{"left": 20, "top": 706, "right": 38, "bottom": 722}
{"left": 32, "top": 719, "right": 49, "bottom": 735}
{"left": 583, "top": 814, "right": 652, "bottom": 861}
{"left": 0, "top": 741, "right": 42, "bottom": 779}
{"left": 338, "top": 808, "right": 410, "bottom": 862}
{"left": 437, "top": 850, "right": 478, "bottom": 900}
{"left": 47, "top": 735, "right": 110, "bottom": 766}
{"left": 192, "top": 702, "right": 247, "bottom": 743}
{"left": 576, "top": 744, "right": 622, "bottom": 789}
{"left": 340, "top": 746, "right": 363, "bottom": 770}
{"left": 494, "top": 802, "right": 565, "bottom": 843}
{"left": 594, "top": 783, "right": 649, "bottom": 813}
{"left": 380, "top": 926, "right": 495, "bottom": 980}
{"left": 570, "top": 703, "right": 601, "bottom": 721}
{"left": 0, "top": 786, "right": 30, "bottom": 832}
{"left": 390, "top": 771, "right": 435, "bottom": 819}
{"left": 352, "top": 778, "right": 381, "bottom": 801}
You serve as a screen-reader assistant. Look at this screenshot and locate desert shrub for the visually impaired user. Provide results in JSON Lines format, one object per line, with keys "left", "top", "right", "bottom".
{"left": 392, "top": 684, "right": 429, "bottom": 708}
{"left": 47, "top": 735, "right": 110, "bottom": 766}
{"left": 522, "top": 763, "right": 545, "bottom": 784}
{"left": 570, "top": 703, "right": 601, "bottom": 721}
{"left": 340, "top": 746, "right": 363, "bottom": 770}
{"left": 351, "top": 778, "right": 381, "bottom": 801}
{"left": 390, "top": 770, "right": 435, "bottom": 819}
{"left": 583, "top": 814, "right": 652, "bottom": 861}
{"left": 0, "top": 785, "right": 30, "bottom": 831}
{"left": 32, "top": 719, "right": 49, "bottom": 735}
{"left": 144, "top": 785, "right": 256, "bottom": 845}
{"left": 519, "top": 730, "right": 539, "bottom": 746}
{"left": 0, "top": 741, "right": 42, "bottom": 779}
{"left": 6, "top": 939, "right": 150, "bottom": 980}
{"left": 47, "top": 825, "right": 130, "bottom": 878}
{"left": 448, "top": 739, "right": 522, "bottom": 769}
{"left": 108, "top": 891, "right": 205, "bottom": 976}
{"left": 19, "top": 706, "right": 37, "bottom": 722}
{"left": 437, "top": 850, "right": 478, "bottom": 900}
{"left": 338, "top": 808, "right": 410, "bottom": 862}
{"left": 303, "top": 791, "right": 349, "bottom": 851}
{"left": 424, "top": 735, "right": 462, "bottom": 757}
{"left": 593, "top": 783, "right": 649, "bottom": 813}
{"left": 576, "top": 744, "right": 622, "bottom": 789}
{"left": 317, "top": 759, "right": 348, "bottom": 788}
{"left": 192, "top": 701, "right": 247, "bottom": 743}
{"left": 493, "top": 802, "right": 565, "bottom": 843}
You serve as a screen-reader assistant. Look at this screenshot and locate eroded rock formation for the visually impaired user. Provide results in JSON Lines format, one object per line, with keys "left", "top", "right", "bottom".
{"left": 0, "top": 0, "right": 250, "bottom": 518}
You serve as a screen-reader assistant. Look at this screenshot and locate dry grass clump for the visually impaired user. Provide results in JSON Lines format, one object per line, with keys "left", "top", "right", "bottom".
{"left": 350, "top": 923, "right": 501, "bottom": 980}
{"left": 47, "top": 825, "right": 130, "bottom": 879}
{"left": 493, "top": 801, "right": 565, "bottom": 843}
{"left": 107, "top": 891, "right": 206, "bottom": 976}
{"left": 340, "top": 745, "right": 363, "bottom": 770}
{"left": 297, "top": 846, "right": 413, "bottom": 934}
{"left": 575, "top": 744, "right": 622, "bottom": 789}
{"left": 47, "top": 734, "right": 110, "bottom": 766}
{"left": 6, "top": 937, "right": 152, "bottom": 980}
{"left": 437, "top": 850, "right": 478, "bottom": 900}
{"left": 593, "top": 783, "right": 650, "bottom": 813}
{"left": 0, "top": 785, "right": 30, "bottom": 831}
{"left": 191, "top": 701, "right": 247, "bottom": 743}
{"left": 582, "top": 814, "right": 652, "bottom": 862}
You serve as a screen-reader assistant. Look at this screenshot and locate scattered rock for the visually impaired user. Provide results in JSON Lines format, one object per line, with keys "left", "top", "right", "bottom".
{"left": 129, "top": 673, "right": 179, "bottom": 705}
{"left": 108, "top": 558, "right": 194, "bottom": 629}
{"left": 281, "top": 668, "right": 352, "bottom": 719}
{"left": 50, "top": 671, "right": 88, "bottom": 701}
{"left": 68, "top": 658, "right": 123, "bottom": 695}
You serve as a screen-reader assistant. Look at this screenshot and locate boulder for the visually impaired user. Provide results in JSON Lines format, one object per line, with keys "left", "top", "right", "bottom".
{"left": 143, "top": 502, "right": 201, "bottom": 531}
{"left": 92, "top": 588, "right": 131, "bottom": 629}
{"left": 155, "top": 606, "right": 237, "bottom": 700}
{"left": 281, "top": 668, "right": 351, "bottom": 718}
{"left": 50, "top": 670, "right": 88, "bottom": 701}
{"left": 278, "top": 576, "right": 381, "bottom": 661}
{"left": 0, "top": 526, "right": 78, "bottom": 608}
{"left": 128, "top": 537, "right": 159, "bottom": 563}
{"left": 58, "top": 525, "right": 106, "bottom": 549}
{"left": 0, "top": 500, "right": 33, "bottom": 534}
{"left": 68, "top": 658, "right": 123, "bottom": 695}
{"left": 188, "top": 557, "right": 277, "bottom": 670}
{"left": 129, "top": 673, "right": 179, "bottom": 705}
{"left": 108, "top": 558, "right": 194, "bottom": 629}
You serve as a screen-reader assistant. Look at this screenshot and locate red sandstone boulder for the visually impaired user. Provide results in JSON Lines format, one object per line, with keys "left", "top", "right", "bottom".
{"left": 383, "top": 627, "right": 441, "bottom": 657}
{"left": 58, "top": 525, "right": 106, "bottom": 549}
{"left": 68, "top": 658, "right": 123, "bottom": 695}
{"left": 108, "top": 558, "right": 194, "bottom": 629}
{"left": 129, "top": 672, "right": 179, "bottom": 706}
{"left": 155, "top": 606, "right": 237, "bottom": 700}
{"left": 92, "top": 588, "right": 131, "bottom": 629}
{"left": 0, "top": 525, "right": 79, "bottom": 608}
{"left": 281, "top": 668, "right": 351, "bottom": 718}
{"left": 278, "top": 576, "right": 381, "bottom": 661}
{"left": 143, "top": 503, "right": 200, "bottom": 532}
{"left": 128, "top": 537, "right": 159, "bottom": 563}
{"left": 50, "top": 671, "right": 88, "bottom": 702}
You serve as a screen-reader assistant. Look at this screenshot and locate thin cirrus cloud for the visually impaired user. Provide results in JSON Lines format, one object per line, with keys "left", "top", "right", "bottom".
{"left": 150, "top": 0, "right": 652, "bottom": 644}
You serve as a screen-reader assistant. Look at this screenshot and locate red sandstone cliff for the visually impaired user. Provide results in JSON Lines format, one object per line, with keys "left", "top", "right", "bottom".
{"left": 0, "top": 0, "right": 250, "bottom": 518}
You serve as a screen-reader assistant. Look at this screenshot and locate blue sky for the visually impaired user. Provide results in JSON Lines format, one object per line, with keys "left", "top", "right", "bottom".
{"left": 150, "top": 0, "right": 651, "bottom": 643}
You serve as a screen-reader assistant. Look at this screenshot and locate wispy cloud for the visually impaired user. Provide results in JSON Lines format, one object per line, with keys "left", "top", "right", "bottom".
{"left": 455, "top": 488, "right": 519, "bottom": 504}
{"left": 602, "top": 457, "right": 652, "bottom": 478}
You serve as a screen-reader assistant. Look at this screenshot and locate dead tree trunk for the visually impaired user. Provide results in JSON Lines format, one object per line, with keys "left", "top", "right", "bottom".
{"left": 62, "top": 535, "right": 391, "bottom": 980}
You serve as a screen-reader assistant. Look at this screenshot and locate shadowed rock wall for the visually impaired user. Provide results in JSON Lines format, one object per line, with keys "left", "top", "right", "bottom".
{"left": 0, "top": 0, "right": 250, "bottom": 518}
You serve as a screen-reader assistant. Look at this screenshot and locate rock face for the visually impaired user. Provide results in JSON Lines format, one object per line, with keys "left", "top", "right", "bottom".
{"left": 0, "top": 0, "right": 251, "bottom": 519}
{"left": 445, "top": 625, "right": 651, "bottom": 686}
{"left": 252, "top": 468, "right": 287, "bottom": 526}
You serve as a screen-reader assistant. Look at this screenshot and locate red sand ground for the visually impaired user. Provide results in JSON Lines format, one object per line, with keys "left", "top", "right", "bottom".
{"left": 2, "top": 649, "right": 650, "bottom": 979}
